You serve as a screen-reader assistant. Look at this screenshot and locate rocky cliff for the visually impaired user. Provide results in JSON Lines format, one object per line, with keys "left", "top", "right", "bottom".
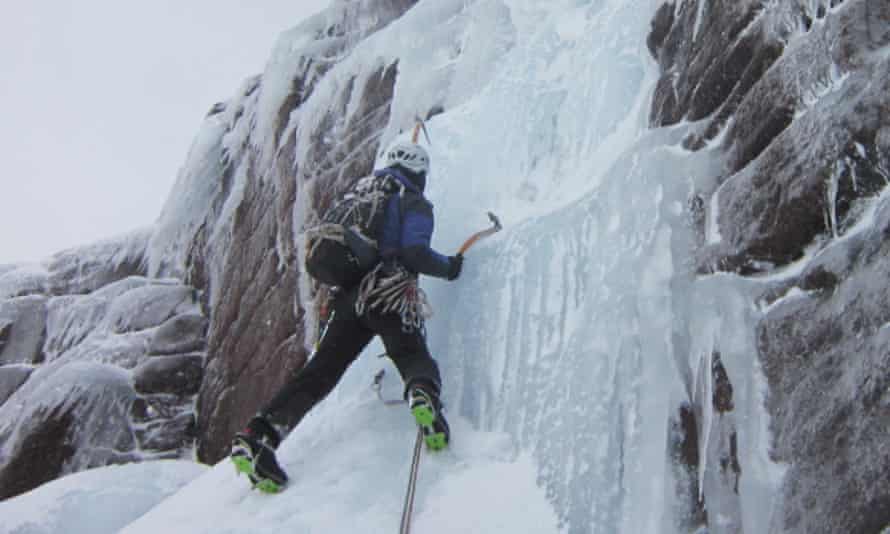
{"left": 649, "top": 0, "right": 889, "bottom": 532}
{"left": 0, "top": 231, "right": 207, "bottom": 499}
{"left": 145, "top": 0, "right": 418, "bottom": 463}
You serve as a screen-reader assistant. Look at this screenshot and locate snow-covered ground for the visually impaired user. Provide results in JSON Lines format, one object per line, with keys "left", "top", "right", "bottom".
{"left": 0, "top": 461, "right": 205, "bottom": 534}
{"left": 121, "top": 365, "right": 559, "bottom": 533}
{"left": 0, "top": 360, "right": 560, "bottom": 534}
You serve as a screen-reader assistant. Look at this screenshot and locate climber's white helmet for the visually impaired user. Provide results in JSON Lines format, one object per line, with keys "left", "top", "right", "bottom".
{"left": 385, "top": 142, "right": 430, "bottom": 174}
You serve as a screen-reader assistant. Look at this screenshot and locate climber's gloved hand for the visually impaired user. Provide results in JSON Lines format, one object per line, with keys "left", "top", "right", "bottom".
{"left": 447, "top": 254, "right": 463, "bottom": 281}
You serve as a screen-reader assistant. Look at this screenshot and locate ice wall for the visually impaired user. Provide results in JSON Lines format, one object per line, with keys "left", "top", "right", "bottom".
{"left": 416, "top": 1, "right": 782, "bottom": 532}
{"left": 432, "top": 140, "right": 682, "bottom": 533}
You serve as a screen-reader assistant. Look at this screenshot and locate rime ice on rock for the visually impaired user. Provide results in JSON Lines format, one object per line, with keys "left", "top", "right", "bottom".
{"left": 0, "top": 231, "right": 208, "bottom": 499}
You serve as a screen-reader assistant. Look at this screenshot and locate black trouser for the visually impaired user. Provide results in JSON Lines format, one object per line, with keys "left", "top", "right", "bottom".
{"left": 259, "top": 284, "right": 441, "bottom": 433}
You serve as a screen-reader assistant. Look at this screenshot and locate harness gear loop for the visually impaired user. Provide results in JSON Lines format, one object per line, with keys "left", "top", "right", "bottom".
{"left": 355, "top": 263, "right": 432, "bottom": 331}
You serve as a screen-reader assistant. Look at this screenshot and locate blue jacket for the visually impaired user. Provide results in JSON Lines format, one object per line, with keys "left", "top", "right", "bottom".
{"left": 376, "top": 168, "right": 452, "bottom": 279}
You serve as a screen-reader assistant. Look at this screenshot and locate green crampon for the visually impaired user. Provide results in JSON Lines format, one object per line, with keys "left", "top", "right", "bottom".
{"left": 424, "top": 432, "right": 448, "bottom": 451}
{"left": 412, "top": 405, "right": 447, "bottom": 451}
{"left": 232, "top": 455, "right": 284, "bottom": 494}
{"left": 231, "top": 455, "right": 253, "bottom": 476}
{"left": 412, "top": 405, "right": 435, "bottom": 427}
{"left": 253, "top": 479, "right": 284, "bottom": 494}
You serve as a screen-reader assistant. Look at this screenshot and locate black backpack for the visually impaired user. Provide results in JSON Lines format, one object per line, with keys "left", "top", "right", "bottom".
{"left": 305, "top": 173, "right": 404, "bottom": 288}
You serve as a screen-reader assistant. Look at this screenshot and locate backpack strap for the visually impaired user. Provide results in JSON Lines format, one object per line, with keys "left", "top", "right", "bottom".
{"left": 378, "top": 171, "right": 407, "bottom": 226}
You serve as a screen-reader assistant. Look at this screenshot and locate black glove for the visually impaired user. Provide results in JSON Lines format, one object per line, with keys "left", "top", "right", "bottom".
{"left": 447, "top": 254, "right": 463, "bottom": 281}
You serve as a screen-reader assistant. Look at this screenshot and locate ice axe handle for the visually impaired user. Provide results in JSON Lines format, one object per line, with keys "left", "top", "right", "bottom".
{"left": 411, "top": 116, "right": 431, "bottom": 145}
{"left": 457, "top": 212, "right": 502, "bottom": 255}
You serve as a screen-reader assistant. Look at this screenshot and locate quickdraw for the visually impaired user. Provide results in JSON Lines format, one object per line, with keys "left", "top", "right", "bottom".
{"left": 355, "top": 264, "right": 432, "bottom": 332}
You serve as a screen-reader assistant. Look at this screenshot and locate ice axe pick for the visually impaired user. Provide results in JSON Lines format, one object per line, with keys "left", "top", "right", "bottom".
{"left": 458, "top": 212, "right": 503, "bottom": 255}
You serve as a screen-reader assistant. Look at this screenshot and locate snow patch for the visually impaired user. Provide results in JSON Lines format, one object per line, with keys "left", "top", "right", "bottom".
{"left": 120, "top": 386, "right": 559, "bottom": 534}
{"left": 0, "top": 461, "right": 206, "bottom": 534}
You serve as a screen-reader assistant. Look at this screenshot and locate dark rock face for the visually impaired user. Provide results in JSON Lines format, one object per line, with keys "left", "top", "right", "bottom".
{"left": 148, "top": 313, "right": 208, "bottom": 356}
{"left": 0, "top": 408, "right": 79, "bottom": 500}
{"left": 194, "top": 173, "right": 307, "bottom": 461}
{"left": 651, "top": 0, "right": 890, "bottom": 273}
{"left": 650, "top": 0, "right": 889, "bottom": 532}
{"left": 0, "top": 362, "right": 138, "bottom": 501}
{"left": 0, "top": 296, "right": 47, "bottom": 365}
{"left": 668, "top": 403, "right": 708, "bottom": 532}
{"left": 758, "top": 208, "right": 890, "bottom": 534}
{"left": 134, "top": 353, "right": 204, "bottom": 396}
{"left": 0, "top": 364, "right": 33, "bottom": 406}
{"left": 191, "top": 1, "right": 414, "bottom": 463}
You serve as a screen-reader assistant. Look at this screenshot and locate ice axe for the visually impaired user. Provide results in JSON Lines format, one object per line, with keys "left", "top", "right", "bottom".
{"left": 410, "top": 115, "right": 431, "bottom": 145}
{"left": 458, "top": 212, "right": 503, "bottom": 255}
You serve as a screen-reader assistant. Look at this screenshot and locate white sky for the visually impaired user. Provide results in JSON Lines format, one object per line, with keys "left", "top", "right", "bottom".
{"left": 0, "top": 0, "right": 330, "bottom": 264}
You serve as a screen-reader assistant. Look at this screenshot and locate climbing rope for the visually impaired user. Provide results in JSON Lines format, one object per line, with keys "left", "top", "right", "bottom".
{"left": 400, "top": 427, "right": 424, "bottom": 534}
{"left": 304, "top": 223, "right": 346, "bottom": 259}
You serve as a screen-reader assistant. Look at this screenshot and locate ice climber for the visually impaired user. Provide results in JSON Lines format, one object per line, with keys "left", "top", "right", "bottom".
{"left": 230, "top": 141, "right": 463, "bottom": 492}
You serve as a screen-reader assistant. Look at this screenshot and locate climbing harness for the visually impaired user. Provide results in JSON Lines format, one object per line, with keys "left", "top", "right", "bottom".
{"left": 355, "top": 263, "right": 432, "bottom": 332}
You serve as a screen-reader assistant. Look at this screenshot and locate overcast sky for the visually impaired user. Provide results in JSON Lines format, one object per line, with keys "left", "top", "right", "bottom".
{"left": 0, "top": 0, "right": 330, "bottom": 264}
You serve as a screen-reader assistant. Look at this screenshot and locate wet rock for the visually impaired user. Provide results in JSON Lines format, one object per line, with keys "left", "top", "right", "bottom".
{"left": 668, "top": 403, "right": 708, "bottom": 532}
{"left": 133, "top": 353, "right": 204, "bottom": 396}
{"left": 0, "top": 406, "right": 78, "bottom": 500}
{"left": 136, "top": 412, "right": 196, "bottom": 452}
{"left": 131, "top": 394, "right": 190, "bottom": 423}
{"left": 646, "top": 2, "right": 674, "bottom": 61}
{"left": 800, "top": 266, "right": 840, "bottom": 294}
{"left": 648, "top": 0, "right": 771, "bottom": 128}
{"left": 0, "top": 322, "right": 9, "bottom": 352}
{"left": 0, "top": 296, "right": 47, "bottom": 365}
{"left": 0, "top": 361, "right": 137, "bottom": 500}
{"left": 104, "top": 284, "right": 196, "bottom": 334}
{"left": 194, "top": 5, "right": 409, "bottom": 463}
{"left": 148, "top": 313, "right": 208, "bottom": 356}
{"left": 712, "top": 352, "right": 734, "bottom": 413}
{"left": 0, "top": 364, "right": 33, "bottom": 406}
{"left": 877, "top": 126, "right": 890, "bottom": 178}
